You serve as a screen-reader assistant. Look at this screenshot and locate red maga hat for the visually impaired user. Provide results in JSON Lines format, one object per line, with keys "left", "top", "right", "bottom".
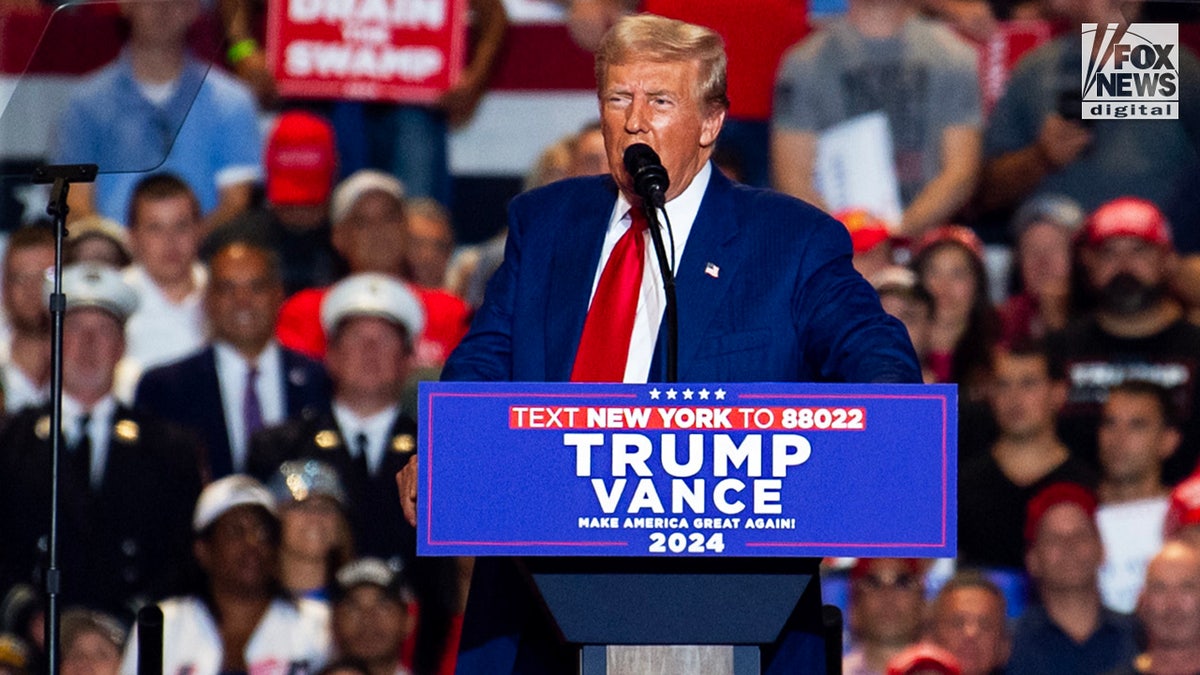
{"left": 1080, "top": 197, "right": 1172, "bottom": 248}
{"left": 266, "top": 111, "right": 337, "bottom": 207}
{"left": 1025, "top": 482, "right": 1098, "bottom": 544}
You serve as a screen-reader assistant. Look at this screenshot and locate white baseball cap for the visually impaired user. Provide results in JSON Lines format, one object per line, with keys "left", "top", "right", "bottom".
{"left": 192, "top": 475, "right": 277, "bottom": 533}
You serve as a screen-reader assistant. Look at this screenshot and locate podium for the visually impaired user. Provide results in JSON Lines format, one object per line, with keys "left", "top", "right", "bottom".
{"left": 420, "top": 382, "right": 956, "bottom": 673}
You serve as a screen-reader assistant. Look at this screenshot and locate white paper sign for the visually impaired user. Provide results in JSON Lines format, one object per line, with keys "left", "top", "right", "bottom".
{"left": 814, "top": 112, "right": 904, "bottom": 228}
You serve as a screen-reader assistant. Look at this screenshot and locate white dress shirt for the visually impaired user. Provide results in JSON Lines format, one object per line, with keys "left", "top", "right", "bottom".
{"left": 214, "top": 341, "right": 286, "bottom": 473}
{"left": 332, "top": 402, "right": 402, "bottom": 476}
{"left": 592, "top": 161, "right": 711, "bottom": 383}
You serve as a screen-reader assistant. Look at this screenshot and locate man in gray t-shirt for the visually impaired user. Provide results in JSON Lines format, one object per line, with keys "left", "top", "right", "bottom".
{"left": 771, "top": 5, "right": 982, "bottom": 238}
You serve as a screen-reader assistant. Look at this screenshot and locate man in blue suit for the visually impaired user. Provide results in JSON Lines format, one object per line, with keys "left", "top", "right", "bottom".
{"left": 135, "top": 241, "right": 328, "bottom": 479}
{"left": 402, "top": 13, "right": 921, "bottom": 673}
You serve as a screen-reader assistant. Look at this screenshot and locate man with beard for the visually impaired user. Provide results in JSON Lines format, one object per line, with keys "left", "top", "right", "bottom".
{"left": 0, "top": 226, "right": 55, "bottom": 413}
{"left": 1046, "top": 197, "right": 1200, "bottom": 484}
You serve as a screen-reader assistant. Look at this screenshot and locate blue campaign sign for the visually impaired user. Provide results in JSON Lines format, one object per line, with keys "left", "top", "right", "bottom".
{"left": 418, "top": 382, "right": 956, "bottom": 558}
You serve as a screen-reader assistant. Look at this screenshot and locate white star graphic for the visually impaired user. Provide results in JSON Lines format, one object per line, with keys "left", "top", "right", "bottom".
{"left": 714, "top": 388, "right": 727, "bottom": 400}
{"left": 698, "top": 388, "right": 710, "bottom": 400}
{"left": 649, "top": 388, "right": 661, "bottom": 400}
{"left": 682, "top": 388, "right": 694, "bottom": 400}
{"left": 666, "top": 388, "right": 678, "bottom": 400}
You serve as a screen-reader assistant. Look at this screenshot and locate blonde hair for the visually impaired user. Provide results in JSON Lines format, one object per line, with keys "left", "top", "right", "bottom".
{"left": 595, "top": 13, "right": 729, "bottom": 112}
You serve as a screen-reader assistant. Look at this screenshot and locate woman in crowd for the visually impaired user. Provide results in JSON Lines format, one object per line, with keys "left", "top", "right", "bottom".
{"left": 268, "top": 460, "right": 356, "bottom": 601}
{"left": 912, "top": 225, "right": 999, "bottom": 401}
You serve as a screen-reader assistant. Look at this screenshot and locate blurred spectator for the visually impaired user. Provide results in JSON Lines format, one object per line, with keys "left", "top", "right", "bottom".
{"left": 0, "top": 634, "right": 27, "bottom": 675}
{"left": 60, "top": 608, "right": 126, "bottom": 675}
{"left": 1096, "top": 381, "right": 1179, "bottom": 613}
{"left": 330, "top": 559, "right": 415, "bottom": 675}
{"left": 135, "top": 241, "right": 329, "bottom": 479}
{"left": 568, "top": 122, "right": 609, "bottom": 178}
{"left": 51, "top": 0, "right": 261, "bottom": 232}
{"left": 203, "top": 111, "right": 343, "bottom": 296}
{"left": 927, "top": 571, "right": 1010, "bottom": 675}
{"left": 771, "top": 0, "right": 981, "bottom": 238}
{"left": 1107, "top": 540, "right": 1200, "bottom": 674}
{"left": 1046, "top": 197, "right": 1200, "bottom": 484}
{"left": 0, "top": 226, "right": 53, "bottom": 413}
{"left": 837, "top": 209, "right": 895, "bottom": 281}
{"left": 978, "top": 0, "right": 1200, "bottom": 254}
{"left": 843, "top": 559, "right": 926, "bottom": 674}
{"left": 403, "top": 198, "right": 456, "bottom": 291}
{"left": 218, "top": 0, "right": 507, "bottom": 207}
{"left": 250, "top": 273, "right": 457, "bottom": 675}
{"left": 885, "top": 643, "right": 962, "bottom": 675}
{"left": 120, "top": 476, "right": 330, "bottom": 675}
{"left": 0, "top": 263, "right": 203, "bottom": 619}
{"left": 65, "top": 216, "right": 133, "bottom": 269}
{"left": 275, "top": 171, "right": 471, "bottom": 369}
{"left": 1009, "top": 483, "right": 1137, "bottom": 673}
{"left": 872, "top": 267, "right": 935, "bottom": 383}
{"left": 911, "top": 226, "right": 997, "bottom": 400}
{"left": 0, "top": 586, "right": 41, "bottom": 674}
{"left": 121, "top": 174, "right": 208, "bottom": 387}
{"left": 1164, "top": 474, "right": 1200, "bottom": 550}
{"left": 998, "top": 195, "right": 1085, "bottom": 345}
{"left": 958, "top": 341, "right": 1096, "bottom": 568}
{"left": 316, "top": 660, "right": 372, "bottom": 675}
{"left": 266, "top": 460, "right": 354, "bottom": 601}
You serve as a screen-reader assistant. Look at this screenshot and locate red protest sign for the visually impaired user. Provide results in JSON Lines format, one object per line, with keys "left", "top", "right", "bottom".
{"left": 266, "top": 0, "right": 467, "bottom": 103}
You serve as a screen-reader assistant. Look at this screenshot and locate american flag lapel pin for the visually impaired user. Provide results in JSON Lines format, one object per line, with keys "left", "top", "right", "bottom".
{"left": 705, "top": 262, "right": 720, "bottom": 278}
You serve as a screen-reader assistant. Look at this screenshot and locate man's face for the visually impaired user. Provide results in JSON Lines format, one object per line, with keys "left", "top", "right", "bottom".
{"left": 196, "top": 505, "right": 277, "bottom": 595}
{"left": 1082, "top": 237, "right": 1173, "bottom": 315}
{"left": 3, "top": 244, "right": 53, "bottom": 334}
{"left": 931, "top": 588, "right": 1009, "bottom": 675}
{"left": 205, "top": 246, "right": 284, "bottom": 356}
{"left": 130, "top": 195, "right": 201, "bottom": 288}
{"left": 404, "top": 212, "right": 455, "bottom": 289}
{"left": 1027, "top": 503, "right": 1103, "bottom": 593}
{"left": 600, "top": 59, "right": 725, "bottom": 204}
{"left": 988, "top": 352, "right": 1064, "bottom": 440}
{"left": 880, "top": 292, "right": 932, "bottom": 357}
{"left": 62, "top": 308, "right": 124, "bottom": 401}
{"left": 332, "top": 191, "right": 408, "bottom": 275}
{"left": 570, "top": 128, "right": 610, "bottom": 177}
{"left": 333, "top": 585, "right": 413, "bottom": 664}
{"left": 1099, "top": 391, "right": 1178, "bottom": 487}
{"left": 327, "top": 316, "right": 411, "bottom": 403}
{"left": 1138, "top": 543, "right": 1200, "bottom": 650}
{"left": 1018, "top": 223, "right": 1072, "bottom": 298}
{"left": 849, "top": 559, "right": 925, "bottom": 646}
{"left": 121, "top": 0, "right": 199, "bottom": 48}
{"left": 61, "top": 631, "right": 121, "bottom": 675}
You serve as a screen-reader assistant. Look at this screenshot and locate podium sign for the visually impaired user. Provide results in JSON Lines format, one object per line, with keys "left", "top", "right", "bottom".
{"left": 418, "top": 382, "right": 956, "bottom": 558}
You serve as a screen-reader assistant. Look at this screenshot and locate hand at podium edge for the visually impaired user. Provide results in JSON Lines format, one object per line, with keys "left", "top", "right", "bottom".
{"left": 398, "top": 458, "right": 418, "bottom": 527}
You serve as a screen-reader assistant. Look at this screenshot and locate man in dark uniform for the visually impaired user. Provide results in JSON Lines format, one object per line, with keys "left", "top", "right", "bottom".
{"left": 248, "top": 272, "right": 456, "bottom": 674}
{"left": 0, "top": 263, "right": 204, "bottom": 620}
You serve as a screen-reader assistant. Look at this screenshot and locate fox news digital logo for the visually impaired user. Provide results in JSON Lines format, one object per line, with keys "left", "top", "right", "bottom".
{"left": 1082, "top": 23, "right": 1178, "bottom": 119}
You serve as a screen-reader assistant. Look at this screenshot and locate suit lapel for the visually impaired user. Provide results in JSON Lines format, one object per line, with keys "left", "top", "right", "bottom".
{"left": 651, "top": 170, "right": 743, "bottom": 380}
{"left": 197, "top": 348, "right": 234, "bottom": 477}
{"left": 544, "top": 178, "right": 620, "bottom": 382}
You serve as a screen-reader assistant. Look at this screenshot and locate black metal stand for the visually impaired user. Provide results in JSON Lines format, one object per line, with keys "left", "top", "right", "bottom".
{"left": 31, "top": 163, "right": 97, "bottom": 675}
{"left": 641, "top": 204, "right": 678, "bottom": 383}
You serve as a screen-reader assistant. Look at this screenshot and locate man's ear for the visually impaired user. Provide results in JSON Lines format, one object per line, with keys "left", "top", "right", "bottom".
{"left": 699, "top": 107, "right": 727, "bottom": 148}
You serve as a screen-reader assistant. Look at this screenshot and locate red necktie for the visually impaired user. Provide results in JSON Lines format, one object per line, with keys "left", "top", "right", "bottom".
{"left": 571, "top": 209, "right": 648, "bottom": 382}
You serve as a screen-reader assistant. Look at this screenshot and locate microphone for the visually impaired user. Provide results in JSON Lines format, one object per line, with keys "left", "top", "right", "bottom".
{"left": 623, "top": 143, "right": 670, "bottom": 209}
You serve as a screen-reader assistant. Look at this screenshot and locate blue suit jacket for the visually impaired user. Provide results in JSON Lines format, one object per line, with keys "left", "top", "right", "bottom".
{"left": 444, "top": 170, "right": 920, "bottom": 673}
{"left": 443, "top": 169, "right": 919, "bottom": 385}
{"left": 133, "top": 345, "right": 330, "bottom": 479}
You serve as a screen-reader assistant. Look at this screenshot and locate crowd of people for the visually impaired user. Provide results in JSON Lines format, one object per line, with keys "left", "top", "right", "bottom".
{"left": 0, "top": 0, "right": 1197, "bottom": 673}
